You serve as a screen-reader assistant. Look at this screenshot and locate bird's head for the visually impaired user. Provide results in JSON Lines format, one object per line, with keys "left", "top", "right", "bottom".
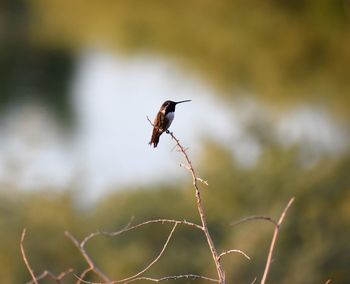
{"left": 161, "top": 100, "right": 191, "bottom": 113}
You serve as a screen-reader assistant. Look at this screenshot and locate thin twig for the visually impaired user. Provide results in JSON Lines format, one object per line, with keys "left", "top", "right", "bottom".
{"left": 21, "top": 229, "right": 73, "bottom": 284}
{"left": 65, "top": 231, "right": 112, "bottom": 283}
{"left": 82, "top": 217, "right": 135, "bottom": 247}
{"left": 218, "top": 249, "right": 251, "bottom": 261}
{"left": 27, "top": 268, "right": 74, "bottom": 284}
{"left": 146, "top": 116, "right": 155, "bottom": 127}
{"left": 196, "top": 177, "right": 209, "bottom": 186}
{"left": 260, "top": 197, "right": 295, "bottom": 284}
{"left": 20, "top": 228, "right": 39, "bottom": 284}
{"left": 76, "top": 274, "right": 219, "bottom": 284}
{"left": 166, "top": 131, "right": 226, "bottom": 283}
{"left": 231, "top": 215, "right": 278, "bottom": 227}
{"left": 77, "top": 268, "right": 93, "bottom": 284}
{"left": 102, "top": 219, "right": 202, "bottom": 236}
{"left": 69, "top": 218, "right": 202, "bottom": 284}
{"left": 56, "top": 268, "right": 75, "bottom": 281}
{"left": 180, "top": 165, "right": 208, "bottom": 186}
{"left": 124, "top": 274, "right": 220, "bottom": 283}
{"left": 74, "top": 224, "right": 179, "bottom": 284}
{"left": 112, "top": 223, "right": 178, "bottom": 283}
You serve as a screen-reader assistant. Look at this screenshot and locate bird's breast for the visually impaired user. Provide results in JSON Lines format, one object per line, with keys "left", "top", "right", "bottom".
{"left": 166, "top": 111, "right": 174, "bottom": 122}
{"left": 164, "top": 111, "right": 175, "bottom": 129}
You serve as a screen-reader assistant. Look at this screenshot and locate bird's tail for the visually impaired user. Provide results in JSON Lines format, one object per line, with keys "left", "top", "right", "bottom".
{"left": 149, "top": 129, "right": 161, "bottom": 148}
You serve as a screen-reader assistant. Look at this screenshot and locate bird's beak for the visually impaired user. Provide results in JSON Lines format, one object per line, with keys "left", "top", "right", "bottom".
{"left": 175, "top": 100, "right": 192, "bottom": 104}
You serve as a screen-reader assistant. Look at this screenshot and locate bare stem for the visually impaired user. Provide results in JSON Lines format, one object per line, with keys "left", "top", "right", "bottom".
{"left": 65, "top": 231, "right": 112, "bottom": 283}
{"left": 21, "top": 228, "right": 73, "bottom": 284}
{"left": 26, "top": 268, "right": 74, "bottom": 284}
{"left": 20, "top": 229, "right": 38, "bottom": 284}
{"left": 124, "top": 274, "right": 220, "bottom": 283}
{"left": 167, "top": 131, "right": 226, "bottom": 284}
{"left": 218, "top": 249, "right": 251, "bottom": 261}
{"left": 101, "top": 218, "right": 202, "bottom": 237}
{"left": 231, "top": 215, "right": 278, "bottom": 227}
{"left": 260, "top": 197, "right": 295, "bottom": 284}
{"left": 112, "top": 223, "right": 178, "bottom": 283}
{"left": 73, "top": 223, "right": 179, "bottom": 284}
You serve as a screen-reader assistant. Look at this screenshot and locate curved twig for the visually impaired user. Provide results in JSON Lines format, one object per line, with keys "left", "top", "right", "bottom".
{"left": 113, "top": 223, "right": 178, "bottom": 283}
{"left": 81, "top": 217, "right": 135, "bottom": 247}
{"left": 124, "top": 274, "right": 219, "bottom": 283}
{"left": 68, "top": 217, "right": 202, "bottom": 284}
{"left": 101, "top": 219, "right": 202, "bottom": 237}
{"left": 21, "top": 228, "right": 73, "bottom": 284}
{"left": 231, "top": 215, "right": 278, "bottom": 227}
{"left": 218, "top": 249, "right": 251, "bottom": 261}
{"left": 260, "top": 197, "right": 295, "bottom": 284}
{"left": 74, "top": 223, "right": 178, "bottom": 284}
{"left": 20, "top": 229, "right": 38, "bottom": 284}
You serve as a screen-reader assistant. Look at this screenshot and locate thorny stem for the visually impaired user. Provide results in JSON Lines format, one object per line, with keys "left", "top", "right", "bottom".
{"left": 167, "top": 131, "right": 226, "bottom": 284}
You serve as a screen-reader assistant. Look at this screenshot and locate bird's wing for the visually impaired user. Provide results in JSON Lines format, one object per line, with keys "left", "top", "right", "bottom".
{"left": 154, "top": 111, "right": 165, "bottom": 131}
{"left": 149, "top": 111, "right": 164, "bottom": 147}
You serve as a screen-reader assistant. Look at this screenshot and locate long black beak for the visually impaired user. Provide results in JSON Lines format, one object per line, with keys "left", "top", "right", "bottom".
{"left": 175, "top": 100, "right": 192, "bottom": 105}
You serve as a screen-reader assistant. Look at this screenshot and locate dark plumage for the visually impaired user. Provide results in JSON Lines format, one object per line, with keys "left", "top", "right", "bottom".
{"left": 149, "top": 100, "right": 191, "bottom": 147}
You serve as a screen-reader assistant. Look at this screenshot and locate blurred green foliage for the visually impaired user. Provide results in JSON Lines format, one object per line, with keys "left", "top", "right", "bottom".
{"left": 0, "top": 0, "right": 73, "bottom": 124}
{"left": 27, "top": 0, "right": 350, "bottom": 114}
{"left": 1, "top": 144, "right": 349, "bottom": 283}
{"left": 1, "top": 0, "right": 350, "bottom": 118}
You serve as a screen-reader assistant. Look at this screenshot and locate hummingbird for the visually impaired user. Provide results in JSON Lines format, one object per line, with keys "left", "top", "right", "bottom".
{"left": 149, "top": 100, "right": 191, "bottom": 147}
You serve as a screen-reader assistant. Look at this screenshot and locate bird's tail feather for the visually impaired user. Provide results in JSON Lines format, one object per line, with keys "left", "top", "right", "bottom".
{"left": 149, "top": 130, "right": 161, "bottom": 148}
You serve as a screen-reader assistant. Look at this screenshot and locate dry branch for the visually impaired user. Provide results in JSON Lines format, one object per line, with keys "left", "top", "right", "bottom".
{"left": 21, "top": 228, "right": 74, "bottom": 284}
{"left": 260, "top": 197, "right": 295, "bottom": 284}
{"left": 111, "top": 223, "right": 178, "bottom": 283}
{"left": 218, "top": 249, "right": 251, "bottom": 261}
{"left": 65, "top": 231, "right": 112, "bottom": 284}
{"left": 21, "top": 229, "right": 38, "bottom": 284}
{"left": 124, "top": 274, "right": 220, "bottom": 283}
{"left": 26, "top": 268, "right": 74, "bottom": 284}
{"left": 77, "top": 274, "right": 219, "bottom": 284}
{"left": 231, "top": 215, "right": 278, "bottom": 227}
{"left": 101, "top": 218, "right": 202, "bottom": 236}
{"left": 70, "top": 221, "right": 183, "bottom": 284}
{"left": 166, "top": 131, "right": 226, "bottom": 283}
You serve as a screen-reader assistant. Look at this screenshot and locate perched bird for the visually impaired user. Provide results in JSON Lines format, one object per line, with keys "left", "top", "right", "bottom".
{"left": 149, "top": 100, "right": 191, "bottom": 147}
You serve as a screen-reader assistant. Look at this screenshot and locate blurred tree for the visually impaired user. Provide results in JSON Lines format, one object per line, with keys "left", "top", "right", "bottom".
{"left": 0, "top": 0, "right": 74, "bottom": 125}
{"left": 1, "top": 0, "right": 349, "bottom": 120}
{"left": 27, "top": 0, "right": 350, "bottom": 115}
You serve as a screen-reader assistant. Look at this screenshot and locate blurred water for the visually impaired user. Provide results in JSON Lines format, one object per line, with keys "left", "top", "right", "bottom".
{"left": 0, "top": 49, "right": 348, "bottom": 200}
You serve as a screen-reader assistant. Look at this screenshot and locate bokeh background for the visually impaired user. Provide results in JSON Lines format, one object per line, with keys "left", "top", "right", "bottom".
{"left": 1, "top": 0, "right": 350, "bottom": 283}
